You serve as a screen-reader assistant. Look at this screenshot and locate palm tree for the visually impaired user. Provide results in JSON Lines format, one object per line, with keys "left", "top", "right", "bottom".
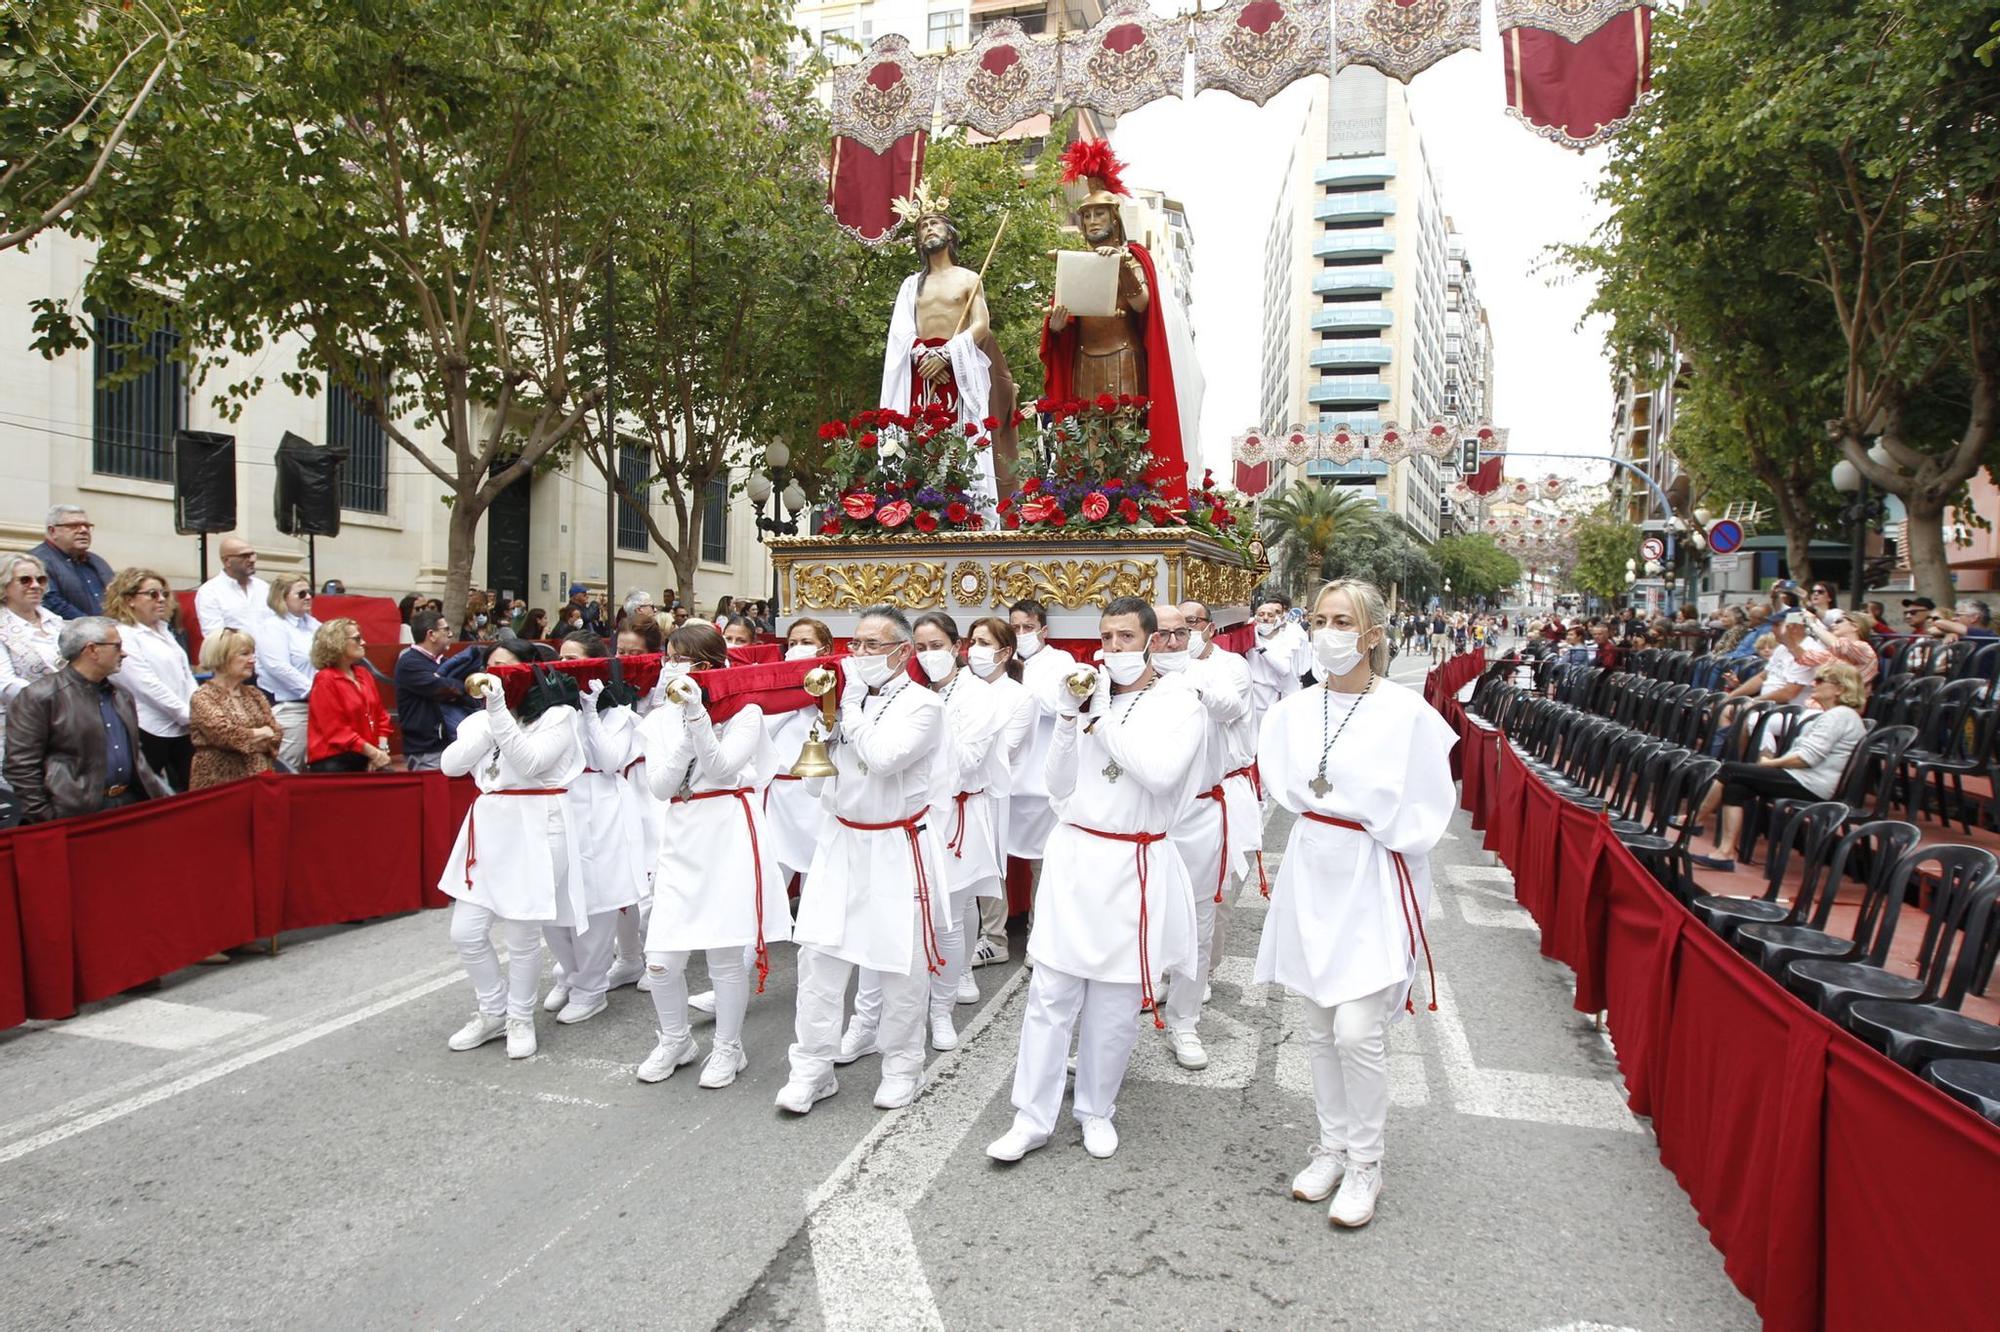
{"left": 1258, "top": 480, "right": 1384, "bottom": 598}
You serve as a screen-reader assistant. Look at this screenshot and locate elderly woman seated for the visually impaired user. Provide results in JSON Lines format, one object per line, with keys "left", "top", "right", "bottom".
{"left": 1690, "top": 660, "right": 1868, "bottom": 870}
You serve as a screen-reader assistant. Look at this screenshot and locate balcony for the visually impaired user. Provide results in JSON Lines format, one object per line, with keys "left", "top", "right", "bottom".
{"left": 1315, "top": 192, "right": 1396, "bottom": 222}
{"left": 1312, "top": 266, "right": 1394, "bottom": 295}
{"left": 1314, "top": 156, "right": 1396, "bottom": 188}
{"left": 1308, "top": 377, "right": 1394, "bottom": 405}
{"left": 1309, "top": 341, "right": 1393, "bottom": 368}
{"left": 1312, "top": 228, "right": 1394, "bottom": 259}
{"left": 1305, "top": 460, "right": 1390, "bottom": 481}
{"left": 1312, "top": 304, "right": 1393, "bottom": 331}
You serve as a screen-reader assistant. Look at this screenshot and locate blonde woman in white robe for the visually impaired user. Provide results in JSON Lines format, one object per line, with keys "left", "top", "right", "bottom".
{"left": 1255, "top": 579, "right": 1456, "bottom": 1229}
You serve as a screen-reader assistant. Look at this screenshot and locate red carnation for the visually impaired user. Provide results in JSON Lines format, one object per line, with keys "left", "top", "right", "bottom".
{"left": 1049, "top": 509, "right": 1068, "bottom": 528}
{"left": 981, "top": 415, "right": 998, "bottom": 431}
{"left": 945, "top": 501, "right": 970, "bottom": 524}
{"left": 1118, "top": 498, "right": 1140, "bottom": 523}
{"left": 1095, "top": 393, "right": 1116, "bottom": 411}
{"left": 876, "top": 499, "right": 912, "bottom": 529}
{"left": 914, "top": 510, "right": 939, "bottom": 534}
{"left": 1147, "top": 503, "right": 1171, "bottom": 524}
{"left": 841, "top": 492, "right": 877, "bottom": 521}
{"left": 819, "top": 517, "right": 844, "bottom": 536}
{"left": 1081, "top": 491, "right": 1110, "bottom": 521}
{"left": 1021, "top": 477, "right": 1043, "bottom": 494}
{"left": 1003, "top": 512, "right": 1022, "bottom": 531}
{"left": 858, "top": 431, "right": 879, "bottom": 449}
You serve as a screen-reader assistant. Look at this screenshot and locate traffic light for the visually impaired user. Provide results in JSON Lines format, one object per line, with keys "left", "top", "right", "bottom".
{"left": 1459, "top": 437, "right": 1481, "bottom": 474}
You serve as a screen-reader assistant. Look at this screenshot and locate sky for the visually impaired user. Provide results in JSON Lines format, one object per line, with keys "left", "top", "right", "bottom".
{"left": 1107, "top": 1, "right": 1616, "bottom": 485}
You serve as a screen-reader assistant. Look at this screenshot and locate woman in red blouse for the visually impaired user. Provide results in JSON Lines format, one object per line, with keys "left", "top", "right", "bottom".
{"left": 305, "top": 617, "right": 393, "bottom": 773}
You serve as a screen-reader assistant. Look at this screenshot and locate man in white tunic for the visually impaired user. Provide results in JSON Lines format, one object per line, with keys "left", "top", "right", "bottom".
{"left": 1151, "top": 602, "right": 1252, "bottom": 1071}
{"left": 988, "top": 598, "right": 1205, "bottom": 1163}
{"left": 777, "top": 606, "right": 952, "bottom": 1116}
{"left": 437, "top": 669, "right": 588, "bottom": 1060}
{"left": 1246, "top": 590, "right": 1312, "bottom": 727}
{"left": 990, "top": 598, "right": 1077, "bottom": 963}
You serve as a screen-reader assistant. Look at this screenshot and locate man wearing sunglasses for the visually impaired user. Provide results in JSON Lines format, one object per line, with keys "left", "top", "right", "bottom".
{"left": 28, "top": 505, "right": 114, "bottom": 620}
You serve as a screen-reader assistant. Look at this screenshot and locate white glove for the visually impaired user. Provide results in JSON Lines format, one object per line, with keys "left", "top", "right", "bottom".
{"left": 680, "top": 683, "right": 709, "bottom": 720}
{"left": 1055, "top": 678, "right": 1085, "bottom": 718}
{"left": 482, "top": 682, "right": 506, "bottom": 712}
{"left": 583, "top": 678, "right": 607, "bottom": 702}
{"left": 1088, "top": 666, "right": 1111, "bottom": 718}
{"left": 838, "top": 656, "right": 870, "bottom": 711}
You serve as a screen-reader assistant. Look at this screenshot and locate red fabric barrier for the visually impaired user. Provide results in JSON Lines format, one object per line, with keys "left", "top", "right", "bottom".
{"left": 275, "top": 774, "right": 441, "bottom": 930}
{"left": 1519, "top": 778, "right": 1563, "bottom": 946}
{"left": 489, "top": 652, "right": 823, "bottom": 724}
{"left": 1486, "top": 741, "right": 1526, "bottom": 871}
{"left": 1552, "top": 801, "right": 1610, "bottom": 1013}
{"left": 0, "top": 839, "right": 23, "bottom": 1031}
{"left": 1458, "top": 718, "right": 1490, "bottom": 827}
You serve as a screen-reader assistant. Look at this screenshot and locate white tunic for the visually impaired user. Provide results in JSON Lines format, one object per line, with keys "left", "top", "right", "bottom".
{"left": 1170, "top": 647, "right": 1256, "bottom": 899}
{"left": 974, "top": 671, "right": 1035, "bottom": 892}
{"left": 568, "top": 701, "right": 649, "bottom": 915}
{"left": 639, "top": 702, "right": 790, "bottom": 955}
{"left": 928, "top": 669, "right": 1005, "bottom": 897}
{"left": 762, "top": 705, "right": 829, "bottom": 878}
{"left": 1253, "top": 678, "right": 1457, "bottom": 1014}
{"left": 1005, "top": 643, "right": 1079, "bottom": 859}
{"left": 438, "top": 702, "right": 589, "bottom": 927}
{"left": 1029, "top": 677, "right": 1205, "bottom": 986}
{"left": 1246, "top": 622, "right": 1312, "bottom": 725}
{"left": 792, "top": 677, "right": 953, "bottom": 974}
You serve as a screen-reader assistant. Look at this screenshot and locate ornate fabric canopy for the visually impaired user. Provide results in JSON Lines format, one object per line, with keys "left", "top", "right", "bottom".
{"left": 1331, "top": 0, "right": 1481, "bottom": 85}
{"left": 825, "top": 131, "right": 927, "bottom": 247}
{"left": 1501, "top": 4, "right": 1655, "bottom": 150}
{"left": 1057, "top": 0, "right": 1188, "bottom": 118}
{"left": 828, "top": 35, "right": 940, "bottom": 155}
{"left": 1191, "top": 0, "right": 1334, "bottom": 107}
{"left": 938, "top": 20, "right": 1061, "bottom": 137}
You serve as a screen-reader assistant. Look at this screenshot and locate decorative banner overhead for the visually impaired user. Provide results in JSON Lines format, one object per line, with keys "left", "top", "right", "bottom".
{"left": 1501, "top": 7, "right": 1653, "bottom": 151}
{"left": 938, "top": 20, "right": 1061, "bottom": 137}
{"left": 1231, "top": 419, "right": 1498, "bottom": 467}
{"left": 1332, "top": 0, "right": 1480, "bottom": 85}
{"left": 829, "top": 34, "right": 940, "bottom": 155}
{"left": 1494, "top": 0, "right": 1657, "bottom": 45}
{"left": 1058, "top": 0, "right": 1188, "bottom": 118}
{"left": 825, "top": 131, "right": 927, "bottom": 247}
{"left": 1191, "top": 0, "right": 1333, "bottom": 107}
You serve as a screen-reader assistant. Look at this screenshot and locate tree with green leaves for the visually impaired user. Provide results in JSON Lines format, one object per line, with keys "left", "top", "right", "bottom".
{"left": 1430, "top": 534, "right": 1522, "bottom": 605}
{"left": 1570, "top": 508, "right": 1638, "bottom": 602}
{"left": 1327, "top": 512, "right": 1438, "bottom": 609}
{"left": 1258, "top": 480, "right": 1384, "bottom": 599}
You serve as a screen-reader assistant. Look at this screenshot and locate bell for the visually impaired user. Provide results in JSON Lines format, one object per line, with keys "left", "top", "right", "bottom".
{"left": 789, "top": 731, "right": 839, "bottom": 780}
{"left": 789, "top": 663, "right": 841, "bottom": 778}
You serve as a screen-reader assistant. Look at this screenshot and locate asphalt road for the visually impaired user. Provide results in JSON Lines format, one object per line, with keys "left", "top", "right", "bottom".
{"left": 0, "top": 644, "right": 1757, "bottom": 1332}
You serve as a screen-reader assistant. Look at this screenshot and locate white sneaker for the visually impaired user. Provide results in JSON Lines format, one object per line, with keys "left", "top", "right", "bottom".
{"left": 834, "top": 1023, "right": 878, "bottom": 1065}
{"left": 972, "top": 938, "right": 1007, "bottom": 968}
{"left": 1203, "top": 982, "right": 1212, "bottom": 1005}
{"left": 1291, "top": 1145, "right": 1347, "bottom": 1202}
{"left": 637, "top": 1031, "right": 697, "bottom": 1083}
{"left": 688, "top": 989, "right": 717, "bottom": 1016}
{"left": 448, "top": 1012, "right": 507, "bottom": 1052}
{"left": 541, "top": 985, "right": 570, "bottom": 1013}
{"left": 929, "top": 1008, "right": 959, "bottom": 1052}
{"left": 955, "top": 973, "right": 980, "bottom": 1005}
{"left": 774, "top": 1073, "right": 838, "bottom": 1114}
{"left": 1329, "top": 1160, "right": 1383, "bottom": 1228}
{"left": 698, "top": 1040, "right": 748, "bottom": 1089}
{"left": 636, "top": 969, "right": 655, "bottom": 993}
{"left": 606, "top": 957, "right": 645, "bottom": 991}
{"left": 985, "top": 1125, "right": 1048, "bottom": 1162}
{"left": 555, "top": 995, "right": 608, "bottom": 1025}
{"left": 505, "top": 1017, "right": 538, "bottom": 1060}
{"left": 1080, "top": 1116, "right": 1119, "bottom": 1159}
{"left": 873, "top": 1073, "right": 923, "bottom": 1109}
{"left": 1167, "top": 1030, "right": 1209, "bottom": 1071}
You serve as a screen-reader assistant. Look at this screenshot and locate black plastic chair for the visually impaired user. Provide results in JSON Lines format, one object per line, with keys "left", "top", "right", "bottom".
{"left": 1907, "top": 704, "right": 1999, "bottom": 833}
{"left": 1734, "top": 820, "right": 1926, "bottom": 980}
{"left": 1924, "top": 1060, "right": 2000, "bottom": 1124}
{"left": 1787, "top": 847, "right": 2000, "bottom": 1021}
{"left": 1608, "top": 745, "right": 1688, "bottom": 837}
{"left": 1691, "top": 800, "right": 1848, "bottom": 941}
{"left": 1896, "top": 678, "right": 1987, "bottom": 821}
{"left": 1845, "top": 878, "right": 2000, "bottom": 1070}
{"left": 1622, "top": 757, "right": 1722, "bottom": 902}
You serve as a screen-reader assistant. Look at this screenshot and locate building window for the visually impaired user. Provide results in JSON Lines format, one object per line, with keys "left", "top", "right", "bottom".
{"left": 617, "top": 442, "right": 649, "bottom": 552}
{"left": 701, "top": 475, "right": 729, "bottom": 564}
{"left": 926, "top": 9, "right": 963, "bottom": 49}
{"left": 91, "top": 311, "right": 183, "bottom": 482}
{"left": 820, "top": 25, "right": 853, "bottom": 49}
{"left": 328, "top": 381, "right": 389, "bottom": 513}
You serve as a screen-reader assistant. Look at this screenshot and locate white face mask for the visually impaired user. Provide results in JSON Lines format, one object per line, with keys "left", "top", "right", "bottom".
{"left": 660, "top": 660, "right": 691, "bottom": 680}
{"left": 1312, "top": 628, "right": 1365, "bottom": 676}
{"left": 968, "top": 645, "right": 1002, "bottom": 677}
{"left": 1151, "top": 649, "right": 1189, "bottom": 674}
{"left": 1186, "top": 630, "right": 1205, "bottom": 657}
{"left": 1102, "top": 650, "right": 1148, "bottom": 687}
{"left": 845, "top": 650, "right": 899, "bottom": 690}
{"left": 1255, "top": 620, "right": 1277, "bottom": 639}
{"left": 784, "top": 642, "right": 819, "bottom": 662}
{"left": 917, "top": 648, "right": 956, "bottom": 683}
{"left": 1015, "top": 628, "right": 1043, "bottom": 659}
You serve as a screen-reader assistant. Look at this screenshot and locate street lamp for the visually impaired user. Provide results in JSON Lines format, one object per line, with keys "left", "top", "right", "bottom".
{"left": 1831, "top": 444, "right": 1889, "bottom": 607}
{"left": 749, "top": 440, "right": 804, "bottom": 615}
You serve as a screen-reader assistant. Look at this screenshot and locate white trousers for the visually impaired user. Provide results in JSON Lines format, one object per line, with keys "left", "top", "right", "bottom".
{"left": 1162, "top": 879, "right": 1222, "bottom": 1035}
{"left": 543, "top": 910, "right": 620, "bottom": 1008}
{"left": 929, "top": 886, "right": 979, "bottom": 1012}
{"left": 1304, "top": 983, "right": 1397, "bottom": 1164}
{"left": 272, "top": 700, "right": 309, "bottom": 773}
{"left": 791, "top": 940, "right": 928, "bottom": 1084}
{"left": 1007, "top": 964, "right": 1141, "bottom": 1139}
{"left": 449, "top": 901, "right": 543, "bottom": 1022}
{"left": 647, "top": 949, "right": 747, "bottom": 1046}
{"left": 616, "top": 903, "right": 647, "bottom": 962}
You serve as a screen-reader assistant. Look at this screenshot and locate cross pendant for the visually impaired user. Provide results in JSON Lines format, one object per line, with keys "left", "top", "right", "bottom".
{"left": 1102, "top": 759, "right": 1123, "bottom": 783}
{"left": 1309, "top": 774, "right": 1331, "bottom": 797}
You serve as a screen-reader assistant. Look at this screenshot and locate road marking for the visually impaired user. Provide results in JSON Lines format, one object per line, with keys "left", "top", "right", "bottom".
{"left": 1125, "top": 1007, "right": 1258, "bottom": 1089}
{"left": 1457, "top": 896, "right": 1538, "bottom": 930}
{"left": 811, "top": 1202, "right": 944, "bottom": 1332}
{"left": 0, "top": 967, "right": 466, "bottom": 1167}
{"left": 51, "top": 997, "right": 268, "bottom": 1051}
{"left": 1429, "top": 973, "right": 1640, "bottom": 1134}
{"left": 1209, "top": 955, "right": 1267, "bottom": 1009}
{"left": 1448, "top": 864, "right": 1515, "bottom": 885}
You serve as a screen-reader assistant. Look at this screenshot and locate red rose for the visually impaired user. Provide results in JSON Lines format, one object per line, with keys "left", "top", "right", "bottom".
{"left": 858, "top": 431, "right": 879, "bottom": 449}
{"left": 967, "top": 515, "right": 985, "bottom": 530}
{"left": 1022, "top": 477, "right": 1043, "bottom": 494}
{"left": 1210, "top": 506, "right": 1231, "bottom": 526}
{"left": 817, "top": 421, "right": 845, "bottom": 441}
{"left": 1147, "top": 504, "right": 1171, "bottom": 524}
{"left": 945, "top": 501, "right": 970, "bottom": 524}
{"left": 1003, "top": 512, "right": 1021, "bottom": 531}
{"left": 1021, "top": 494, "right": 1060, "bottom": 524}
{"left": 1095, "top": 393, "right": 1116, "bottom": 411}
{"left": 841, "top": 492, "right": 877, "bottom": 520}
{"left": 1118, "top": 498, "right": 1141, "bottom": 523}
{"left": 1049, "top": 509, "right": 1068, "bottom": 528}
{"left": 876, "top": 499, "right": 912, "bottom": 529}
{"left": 968, "top": 435, "right": 990, "bottom": 451}
{"left": 819, "top": 517, "right": 844, "bottom": 536}
{"left": 981, "top": 415, "right": 999, "bottom": 431}
{"left": 996, "top": 497, "right": 1015, "bottom": 515}
{"left": 1081, "top": 491, "right": 1110, "bottom": 521}
{"left": 1034, "top": 396, "right": 1052, "bottom": 413}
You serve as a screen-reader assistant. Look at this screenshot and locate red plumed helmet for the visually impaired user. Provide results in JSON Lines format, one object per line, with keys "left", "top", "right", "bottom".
{"left": 1060, "top": 138, "right": 1130, "bottom": 201}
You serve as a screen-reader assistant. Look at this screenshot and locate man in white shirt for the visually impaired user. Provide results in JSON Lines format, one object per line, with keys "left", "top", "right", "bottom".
{"left": 1246, "top": 591, "right": 1311, "bottom": 728}
{"left": 194, "top": 537, "right": 272, "bottom": 640}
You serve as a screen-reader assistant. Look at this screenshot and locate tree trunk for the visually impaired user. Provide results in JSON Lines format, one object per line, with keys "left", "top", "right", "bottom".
{"left": 1904, "top": 491, "right": 1956, "bottom": 607}
{"left": 443, "top": 495, "right": 486, "bottom": 632}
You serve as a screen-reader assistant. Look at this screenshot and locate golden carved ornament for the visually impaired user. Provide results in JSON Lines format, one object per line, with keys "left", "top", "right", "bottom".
{"left": 792, "top": 561, "right": 945, "bottom": 611}
{"left": 949, "top": 561, "right": 990, "bottom": 607}
{"left": 1185, "top": 556, "right": 1258, "bottom": 610}
{"left": 989, "top": 558, "right": 1159, "bottom": 610}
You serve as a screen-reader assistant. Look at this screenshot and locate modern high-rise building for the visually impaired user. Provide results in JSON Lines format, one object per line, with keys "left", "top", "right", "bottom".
{"left": 1259, "top": 69, "right": 1493, "bottom": 547}
{"left": 1123, "top": 187, "right": 1196, "bottom": 319}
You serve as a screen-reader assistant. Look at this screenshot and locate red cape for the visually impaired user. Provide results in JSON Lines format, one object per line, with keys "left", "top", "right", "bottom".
{"left": 1039, "top": 241, "right": 1188, "bottom": 500}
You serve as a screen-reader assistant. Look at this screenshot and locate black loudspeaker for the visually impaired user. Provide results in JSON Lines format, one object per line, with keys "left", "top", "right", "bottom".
{"left": 274, "top": 431, "right": 347, "bottom": 537}
{"left": 173, "top": 430, "right": 237, "bottom": 535}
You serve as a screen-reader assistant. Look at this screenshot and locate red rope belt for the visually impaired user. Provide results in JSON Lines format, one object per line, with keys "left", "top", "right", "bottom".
{"left": 621, "top": 756, "right": 645, "bottom": 779}
{"left": 763, "top": 770, "right": 800, "bottom": 812}
{"left": 1195, "top": 785, "right": 1230, "bottom": 905}
{"left": 947, "top": 789, "right": 986, "bottom": 859}
{"left": 1301, "top": 811, "right": 1437, "bottom": 1013}
{"left": 671, "top": 786, "right": 771, "bottom": 993}
{"left": 1224, "top": 763, "right": 1273, "bottom": 898}
{"left": 837, "top": 811, "right": 946, "bottom": 975}
{"left": 464, "top": 788, "right": 568, "bottom": 892}
{"left": 1066, "top": 822, "right": 1169, "bottom": 1029}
